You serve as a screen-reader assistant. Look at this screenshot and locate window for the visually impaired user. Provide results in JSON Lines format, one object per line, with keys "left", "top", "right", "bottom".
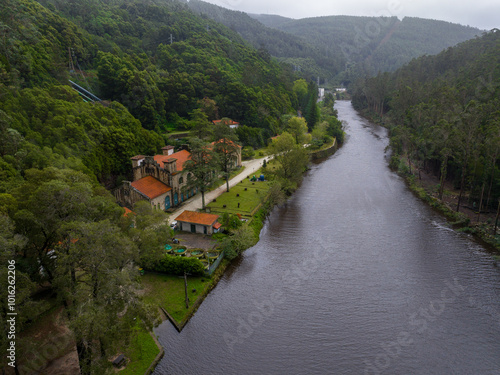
{"left": 179, "top": 177, "right": 184, "bottom": 185}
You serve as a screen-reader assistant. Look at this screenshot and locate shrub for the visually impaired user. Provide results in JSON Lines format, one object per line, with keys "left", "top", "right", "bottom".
{"left": 146, "top": 254, "right": 205, "bottom": 276}
{"left": 242, "top": 146, "right": 255, "bottom": 160}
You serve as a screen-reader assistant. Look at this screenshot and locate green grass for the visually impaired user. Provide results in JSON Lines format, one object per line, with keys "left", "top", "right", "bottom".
{"left": 120, "top": 325, "right": 160, "bottom": 375}
{"left": 253, "top": 146, "right": 271, "bottom": 157}
{"left": 209, "top": 166, "right": 246, "bottom": 192}
{"left": 141, "top": 273, "right": 212, "bottom": 323}
{"left": 207, "top": 172, "right": 271, "bottom": 217}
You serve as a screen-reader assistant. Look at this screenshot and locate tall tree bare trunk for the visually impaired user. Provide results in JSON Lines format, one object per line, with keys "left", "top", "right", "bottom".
{"left": 456, "top": 163, "right": 467, "bottom": 212}
{"left": 439, "top": 155, "right": 449, "bottom": 200}
{"left": 477, "top": 182, "right": 485, "bottom": 222}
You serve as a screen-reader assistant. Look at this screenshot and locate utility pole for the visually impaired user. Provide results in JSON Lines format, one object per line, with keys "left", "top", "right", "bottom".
{"left": 170, "top": 34, "right": 175, "bottom": 44}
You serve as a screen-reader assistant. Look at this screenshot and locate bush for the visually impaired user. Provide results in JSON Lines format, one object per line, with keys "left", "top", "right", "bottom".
{"left": 242, "top": 146, "right": 255, "bottom": 160}
{"left": 221, "top": 225, "right": 258, "bottom": 260}
{"left": 146, "top": 254, "right": 205, "bottom": 276}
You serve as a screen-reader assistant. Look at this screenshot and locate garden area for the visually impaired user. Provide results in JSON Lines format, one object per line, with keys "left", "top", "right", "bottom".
{"left": 140, "top": 272, "right": 213, "bottom": 324}
{"left": 207, "top": 170, "right": 271, "bottom": 218}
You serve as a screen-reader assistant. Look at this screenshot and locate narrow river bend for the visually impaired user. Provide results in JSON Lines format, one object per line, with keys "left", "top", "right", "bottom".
{"left": 154, "top": 101, "right": 500, "bottom": 375}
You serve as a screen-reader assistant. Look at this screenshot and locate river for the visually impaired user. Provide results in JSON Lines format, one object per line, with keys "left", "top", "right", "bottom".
{"left": 153, "top": 101, "right": 500, "bottom": 375}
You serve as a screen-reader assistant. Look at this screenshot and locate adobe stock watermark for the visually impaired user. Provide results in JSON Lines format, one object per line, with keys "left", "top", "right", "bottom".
{"left": 6, "top": 260, "right": 17, "bottom": 368}
{"left": 363, "top": 277, "right": 465, "bottom": 375}
{"left": 341, "top": 0, "right": 404, "bottom": 62}
{"left": 223, "top": 238, "right": 329, "bottom": 352}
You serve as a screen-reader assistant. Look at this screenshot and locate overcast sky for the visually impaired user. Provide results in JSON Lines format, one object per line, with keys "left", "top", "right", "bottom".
{"left": 197, "top": 0, "right": 498, "bottom": 30}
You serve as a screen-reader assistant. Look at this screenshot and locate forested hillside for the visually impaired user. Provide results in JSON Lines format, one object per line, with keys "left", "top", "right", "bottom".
{"left": 251, "top": 14, "right": 482, "bottom": 82}
{"left": 0, "top": 0, "right": 301, "bottom": 372}
{"left": 186, "top": 0, "right": 336, "bottom": 81}
{"left": 352, "top": 30, "right": 500, "bottom": 225}
{"left": 0, "top": 0, "right": 298, "bottom": 185}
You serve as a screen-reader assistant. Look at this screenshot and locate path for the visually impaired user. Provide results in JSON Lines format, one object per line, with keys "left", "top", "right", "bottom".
{"left": 168, "top": 156, "right": 270, "bottom": 223}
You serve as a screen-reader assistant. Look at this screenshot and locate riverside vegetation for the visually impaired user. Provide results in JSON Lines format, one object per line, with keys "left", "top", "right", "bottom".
{"left": 352, "top": 30, "right": 500, "bottom": 250}
{"left": 0, "top": 0, "right": 483, "bottom": 373}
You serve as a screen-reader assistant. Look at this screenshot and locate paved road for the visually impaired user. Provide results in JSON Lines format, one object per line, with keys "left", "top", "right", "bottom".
{"left": 168, "top": 156, "right": 270, "bottom": 223}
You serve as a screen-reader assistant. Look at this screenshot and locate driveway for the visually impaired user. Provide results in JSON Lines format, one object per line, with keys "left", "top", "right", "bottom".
{"left": 173, "top": 232, "right": 218, "bottom": 250}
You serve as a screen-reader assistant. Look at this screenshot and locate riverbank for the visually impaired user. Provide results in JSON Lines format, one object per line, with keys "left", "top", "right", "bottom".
{"left": 140, "top": 136, "right": 341, "bottom": 373}
{"left": 152, "top": 100, "right": 500, "bottom": 374}
{"left": 393, "top": 155, "right": 500, "bottom": 253}
{"left": 356, "top": 107, "right": 500, "bottom": 253}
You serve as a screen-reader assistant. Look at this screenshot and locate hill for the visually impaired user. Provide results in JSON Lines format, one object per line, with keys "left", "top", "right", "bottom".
{"left": 248, "top": 13, "right": 294, "bottom": 28}
{"left": 352, "top": 29, "right": 500, "bottom": 222}
{"left": 250, "top": 14, "right": 483, "bottom": 83}
{"left": 0, "top": 0, "right": 299, "bottom": 185}
{"left": 186, "top": 0, "right": 337, "bottom": 81}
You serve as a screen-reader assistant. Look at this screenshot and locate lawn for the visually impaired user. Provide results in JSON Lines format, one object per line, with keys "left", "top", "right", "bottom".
{"left": 119, "top": 325, "right": 160, "bottom": 375}
{"left": 207, "top": 172, "right": 271, "bottom": 217}
{"left": 141, "top": 272, "right": 212, "bottom": 323}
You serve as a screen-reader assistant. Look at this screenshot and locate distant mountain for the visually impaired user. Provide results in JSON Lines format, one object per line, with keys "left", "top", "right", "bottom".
{"left": 248, "top": 13, "right": 293, "bottom": 28}
{"left": 250, "top": 14, "right": 483, "bottom": 79}
{"left": 187, "top": 0, "right": 341, "bottom": 81}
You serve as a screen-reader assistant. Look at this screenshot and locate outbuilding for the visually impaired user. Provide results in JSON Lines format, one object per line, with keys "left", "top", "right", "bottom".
{"left": 175, "top": 210, "right": 221, "bottom": 235}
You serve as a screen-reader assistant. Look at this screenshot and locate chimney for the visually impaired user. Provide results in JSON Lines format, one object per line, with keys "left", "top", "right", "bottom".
{"left": 162, "top": 146, "right": 175, "bottom": 156}
{"left": 130, "top": 155, "right": 145, "bottom": 168}
{"left": 163, "top": 158, "right": 177, "bottom": 174}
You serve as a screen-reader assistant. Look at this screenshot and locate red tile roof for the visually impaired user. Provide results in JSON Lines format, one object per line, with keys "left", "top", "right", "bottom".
{"left": 131, "top": 155, "right": 145, "bottom": 160}
{"left": 154, "top": 149, "right": 191, "bottom": 172}
{"left": 131, "top": 176, "right": 172, "bottom": 199}
{"left": 213, "top": 222, "right": 222, "bottom": 230}
{"left": 213, "top": 119, "right": 239, "bottom": 126}
{"left": 176, "top": 210, "right": 220, "bottom": 226}
{"left": 123, "top": 207, "right": 135, "bottom": 217}
{"left": 211, "top": 138, "right": 242, "bottom": 149}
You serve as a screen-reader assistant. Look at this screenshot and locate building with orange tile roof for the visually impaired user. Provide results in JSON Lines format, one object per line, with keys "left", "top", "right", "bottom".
{"left": 114, "top": 146, "right": 197, "bottom": 212}
{"left": 131, "top": 176, "right": 172, "bottom": 199}
{"left": 176, "top": 210, "right": 221, "bottom": 235}
{"left": 114, "top": 139, "right": 241, "bottom": 212}
{"left": 212, "top": 119, "right": 240, "bottom": 128}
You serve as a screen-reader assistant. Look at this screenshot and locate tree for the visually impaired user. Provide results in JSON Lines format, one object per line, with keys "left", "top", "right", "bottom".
{"left": 0, "top": 214, "right": 46, "bottom": 373}
{"left": 212, "top": 125, "right": 241, "bottom": 192}
{"left": 189, "top": 108, "right": 213, "bottom": 140}
{"left": 287, "top": 116, "right": 309, "bottom": 145}
{"left": 183, "top": 138, "right": 220, "bottom": 209}
{"left": 197, "top": 97, "right": 219, "bottom": 121}
{"left": 0, "top": 110, "right": 23, "bottom": 157}
{"left": 125, "top": 201, "right": 172, "bottom": 269}
{"left": 270, "top": 132, "right": 310, "bottom": 193}
{"left": 452, "top": 101, "right": 483, "bottom": 212}
{"left": 63, "top": 220, "right": 141, "bottom": 375}
{"left": 293, "top": 79, "right": 308, "bottom": 107}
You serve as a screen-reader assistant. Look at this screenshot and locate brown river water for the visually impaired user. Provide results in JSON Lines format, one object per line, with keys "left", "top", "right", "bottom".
{"left": 153, "top": 101, "right": 500, "bottom": 375}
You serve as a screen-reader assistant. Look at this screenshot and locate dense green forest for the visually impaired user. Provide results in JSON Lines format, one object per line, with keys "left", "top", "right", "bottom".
{"left": 0, "top": 0, "right": 491, "bottom": 372}
{"left": 186, "top": 0, "right": 336, "bottom": 81}
{"left": 0, "top": 0, "right": 304, "bottom": 373}
{"left": 251, "top": 14, "right": 482, "bottom": 83}
{"left": 352, "top": 30, "right": 500, "bottom": 225}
